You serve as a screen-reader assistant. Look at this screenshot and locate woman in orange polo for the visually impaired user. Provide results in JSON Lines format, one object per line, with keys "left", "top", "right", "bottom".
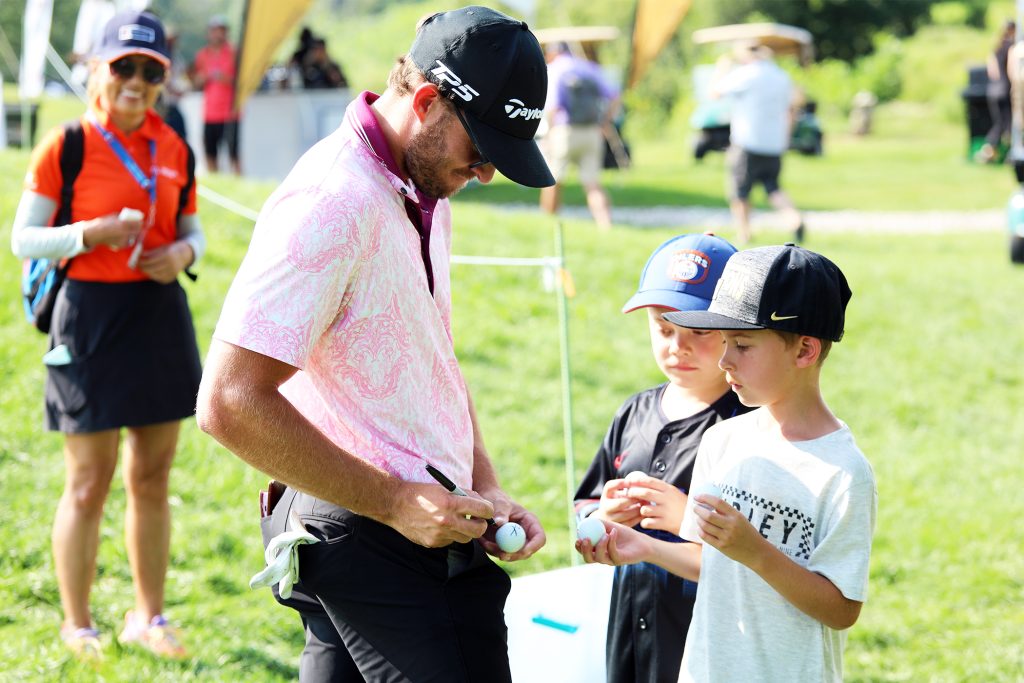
{"left": 10, "top": 10, "right": 201, "bottom": 660}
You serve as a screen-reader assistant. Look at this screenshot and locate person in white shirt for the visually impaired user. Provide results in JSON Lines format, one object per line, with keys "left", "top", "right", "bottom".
{"left": 713, "top": 43, "right": 804, "bottom": 245}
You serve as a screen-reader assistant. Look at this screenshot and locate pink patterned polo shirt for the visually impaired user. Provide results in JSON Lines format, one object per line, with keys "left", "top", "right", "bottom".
{"left": 214, "top": 93, "right": 475, "bottom": 488}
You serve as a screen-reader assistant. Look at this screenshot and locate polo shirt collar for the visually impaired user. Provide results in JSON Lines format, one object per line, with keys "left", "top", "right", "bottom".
{"left": 350, "top": 91, "right": 438, "bottom": 215}
{"left": 88, "top": 100, "right": 162, "bottom": 141}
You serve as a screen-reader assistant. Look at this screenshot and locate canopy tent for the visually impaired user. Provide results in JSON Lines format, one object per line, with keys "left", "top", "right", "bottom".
{"left": 691, "top": 23, "right": 815, "bottom": 65}
{"left": 233, "top": 0, "right": 315, "bottom": 111}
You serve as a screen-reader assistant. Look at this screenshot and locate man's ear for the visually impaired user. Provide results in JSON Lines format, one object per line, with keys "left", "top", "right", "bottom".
{"left": 795, "top": 335, "right": 821, "bottom": 368}
{"left": 410, "top": 82, "right": 443, "bottom": 123}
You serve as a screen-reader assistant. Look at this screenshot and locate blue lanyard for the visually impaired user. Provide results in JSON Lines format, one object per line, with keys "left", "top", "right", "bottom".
{"left": 87, "top": 113, "right": 157, "bottom": 205}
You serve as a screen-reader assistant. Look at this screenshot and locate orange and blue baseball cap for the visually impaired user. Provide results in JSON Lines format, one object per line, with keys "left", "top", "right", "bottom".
{"left": 622, "top": 232, "right": 738, "bottom": 313}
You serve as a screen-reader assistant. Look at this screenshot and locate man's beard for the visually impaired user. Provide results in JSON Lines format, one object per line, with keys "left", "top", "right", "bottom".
{"left": 405, "top": 109, "right": 470, "bottom": 199}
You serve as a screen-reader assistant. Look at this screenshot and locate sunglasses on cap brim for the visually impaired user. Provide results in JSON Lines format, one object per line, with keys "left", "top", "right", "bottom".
{"left": 109, "top": 57, "right": 166, "bottom": 85}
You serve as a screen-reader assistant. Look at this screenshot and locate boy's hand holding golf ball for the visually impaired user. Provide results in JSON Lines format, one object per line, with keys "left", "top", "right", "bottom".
{"left": 688, "top": 483, "right": 771, "bottom": 567}
{"left": 593, "top": 472, "right": 648, "bottom": 527}
{"left": 574, "top": 515, "right": 654, "bottom": 568}
{"left": 614, "top": 471, "right": 692, "bottom": 536}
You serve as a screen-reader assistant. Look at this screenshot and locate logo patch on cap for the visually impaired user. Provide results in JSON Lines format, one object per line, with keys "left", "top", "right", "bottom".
{"left": 504, "top": 98, "right": 543, "bottom": 120}
{"left": 429, "top": 60, "right": 480, "bottom": 102}
{"left": 667, "top": 250, "right": 712, "bottom": 285}
{"left": 118, "top": 24, "right": 156, "bottom": 44}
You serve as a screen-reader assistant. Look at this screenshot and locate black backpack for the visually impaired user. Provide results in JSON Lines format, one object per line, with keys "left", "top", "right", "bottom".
{"left": 21, "top": 121, "right": 196, "bottom": 334}
{"left": 21, "top": 122, "right": 85, "bottom": 334}
{"left": 563, "top": 71, "right": 604, "bottom": 125}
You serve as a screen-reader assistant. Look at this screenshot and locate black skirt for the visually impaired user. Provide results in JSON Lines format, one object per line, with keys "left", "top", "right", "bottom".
{"left": 45, "top": 279, "right": 202, "bottom": 433}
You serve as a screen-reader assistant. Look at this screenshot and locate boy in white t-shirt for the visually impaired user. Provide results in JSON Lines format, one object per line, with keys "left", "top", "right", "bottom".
{"left": 576, "top": 245, "right": 877, "bottom": 683}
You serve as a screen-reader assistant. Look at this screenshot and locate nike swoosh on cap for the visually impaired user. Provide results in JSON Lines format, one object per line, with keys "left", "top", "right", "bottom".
{"left": 770, "top": 312, "right": 799, "bottom": 321}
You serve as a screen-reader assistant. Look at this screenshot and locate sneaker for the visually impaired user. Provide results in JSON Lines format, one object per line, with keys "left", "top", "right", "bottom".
{"left": 118, "top": 610, "right": 187, "bottom": 659}
{"left": 60, "top": 625, "right": 103, "bottom": 661}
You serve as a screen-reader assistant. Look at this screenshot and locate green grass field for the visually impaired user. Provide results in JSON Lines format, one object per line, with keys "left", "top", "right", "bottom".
{"left": 1, "top": 96, "right": 1022, "bottom": 681}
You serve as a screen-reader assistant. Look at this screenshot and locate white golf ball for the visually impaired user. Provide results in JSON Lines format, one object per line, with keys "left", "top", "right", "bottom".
{"left": 496, "top": 522, "right": 526, "bottom": 553}
{"left": 118, "top": 207, "right": 144, "bottom": 222}
{"left": 576, "top": 516, "right": 606, "bottom": 546}
{"left": 625, "top": 470, "right": 647, "bottom": 482}
{"left": 691, "top": 482, "right": 723, "bottom": 509}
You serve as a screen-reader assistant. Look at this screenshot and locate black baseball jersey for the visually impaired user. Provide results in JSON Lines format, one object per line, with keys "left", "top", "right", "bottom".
{"left": 574, "top": 384, "right": 750, "bottom": 683}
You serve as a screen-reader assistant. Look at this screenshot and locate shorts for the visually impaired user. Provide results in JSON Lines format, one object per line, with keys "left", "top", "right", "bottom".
{"left": 45, "top": 279, "right": 202, "bottom": 433}
{"left": 727, "top": 146, "right": 783, "bottom": 200}
{"left": 203, "top": 120, "right": 239, "bottom": 161}
{"left": 542, "top": 124, "right": 604, "bottom": 185}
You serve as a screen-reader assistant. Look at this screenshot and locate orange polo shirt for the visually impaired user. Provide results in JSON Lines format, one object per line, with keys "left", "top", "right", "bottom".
{"left": 25, "top": 106, "right": 198, "bottom": 283}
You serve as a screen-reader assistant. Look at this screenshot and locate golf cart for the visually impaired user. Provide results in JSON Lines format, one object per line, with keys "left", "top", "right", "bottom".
{"left": 688, "top": 23, "right": 822, "bottom": 160}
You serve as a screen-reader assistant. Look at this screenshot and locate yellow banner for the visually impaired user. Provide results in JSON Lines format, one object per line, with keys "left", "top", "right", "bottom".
{"left": 628, "top": 0, "right": 692, "bottom": 89}
{"left": 234, "top": 0, "right": 315, "bottom": 110}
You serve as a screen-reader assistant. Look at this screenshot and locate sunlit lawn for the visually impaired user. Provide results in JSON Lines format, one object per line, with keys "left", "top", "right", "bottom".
{"left": 0, "top": 92, "right": 1021, "bottom": 680}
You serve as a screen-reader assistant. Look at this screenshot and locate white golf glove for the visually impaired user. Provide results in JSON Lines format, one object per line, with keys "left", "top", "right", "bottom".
{"left": 249, "top": 509, "right": 318, "bottom": 599}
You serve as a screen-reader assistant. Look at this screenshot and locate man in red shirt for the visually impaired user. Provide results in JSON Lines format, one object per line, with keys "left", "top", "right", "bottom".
{"left": 190, "top": 15, "right": 240, "bottom": 174}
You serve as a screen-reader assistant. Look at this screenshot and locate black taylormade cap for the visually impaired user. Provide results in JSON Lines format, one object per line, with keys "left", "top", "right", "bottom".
{"left": 663, "top": 244, "right": 852, "bottom": 342}
{"left": 409, "top": 6, "right": 554, "bottom": 188}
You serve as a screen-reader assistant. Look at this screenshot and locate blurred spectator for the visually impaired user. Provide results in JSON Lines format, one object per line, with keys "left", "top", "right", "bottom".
{"left": 12, "top": 9, "right": 202, "bottom": 661}
{"left": 850, "top": 91, "right": 878, "bottom": 136}
{"left": 190, "top": 15, "right": 240, "bottom": 174}
{"left": 712, "top": 43, "right": 804, "bottom": 244}
{"left": 287, "top": 27, "right": 315, "bottom": 89}
{"left": 159, "top": 28, "right": 188, "bottom": 140}
{"left": 291, "top": 27, "right": 315, "bottom": 71}
{"left": 976, "top": 20, "right": 1016, "bottom": 164}
{"left": 540, "top": 42, "right": 620, "bottom": 231}
{"left": 302, "top": 38, "right": 349, "bottom": 89}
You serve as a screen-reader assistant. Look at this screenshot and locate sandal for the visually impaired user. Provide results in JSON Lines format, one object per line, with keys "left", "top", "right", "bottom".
{"left": 60, "top": 624, "right": 103, "bottom": 661}
{"left": 117, "top": 610, "right": 187, "bottom": 659}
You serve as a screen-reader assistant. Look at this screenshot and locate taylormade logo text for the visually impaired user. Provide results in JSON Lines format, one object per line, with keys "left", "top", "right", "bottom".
{"left": 430, "top": 61, "right": 480, "bottom": 102}
{"left": 504, "top": 98, "right": 543, "bottom": 121}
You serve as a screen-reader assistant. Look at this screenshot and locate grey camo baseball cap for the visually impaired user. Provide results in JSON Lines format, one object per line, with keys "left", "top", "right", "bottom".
{"left": 663, "top": 244, "right": 852, "bottom": 342}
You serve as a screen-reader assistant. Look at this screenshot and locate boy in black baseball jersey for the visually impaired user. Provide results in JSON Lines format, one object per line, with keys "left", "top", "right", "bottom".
{"left": 573, "top": 232, "right": 749, "bottom": 683}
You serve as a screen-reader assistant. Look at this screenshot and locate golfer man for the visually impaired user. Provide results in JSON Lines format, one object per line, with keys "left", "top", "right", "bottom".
{"left": 197, "top": 6, "right": 552, "bottom": 681}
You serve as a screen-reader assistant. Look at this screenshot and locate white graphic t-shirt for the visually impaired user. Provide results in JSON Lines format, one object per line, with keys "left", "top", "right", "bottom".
{"left": 214, "top": 99, "right": 475, "bottom": 488}
{"left": 679, "top": 409, "right": 877, "bottom": 683}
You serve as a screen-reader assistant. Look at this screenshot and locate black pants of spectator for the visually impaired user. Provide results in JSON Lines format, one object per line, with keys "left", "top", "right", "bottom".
{"left": 263, "top": 488, "right": 512, "bottom": 682}
{"left": 986, "top": 92, "right": 1012, "bottom": 148}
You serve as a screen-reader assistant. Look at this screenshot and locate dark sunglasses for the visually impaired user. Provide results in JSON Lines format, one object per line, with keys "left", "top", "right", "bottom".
{"left": 109, "top": 57, "right": 166, "bottom": 85}
{"left": 452, "top": 106, "right": 490, "bottom": 169}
